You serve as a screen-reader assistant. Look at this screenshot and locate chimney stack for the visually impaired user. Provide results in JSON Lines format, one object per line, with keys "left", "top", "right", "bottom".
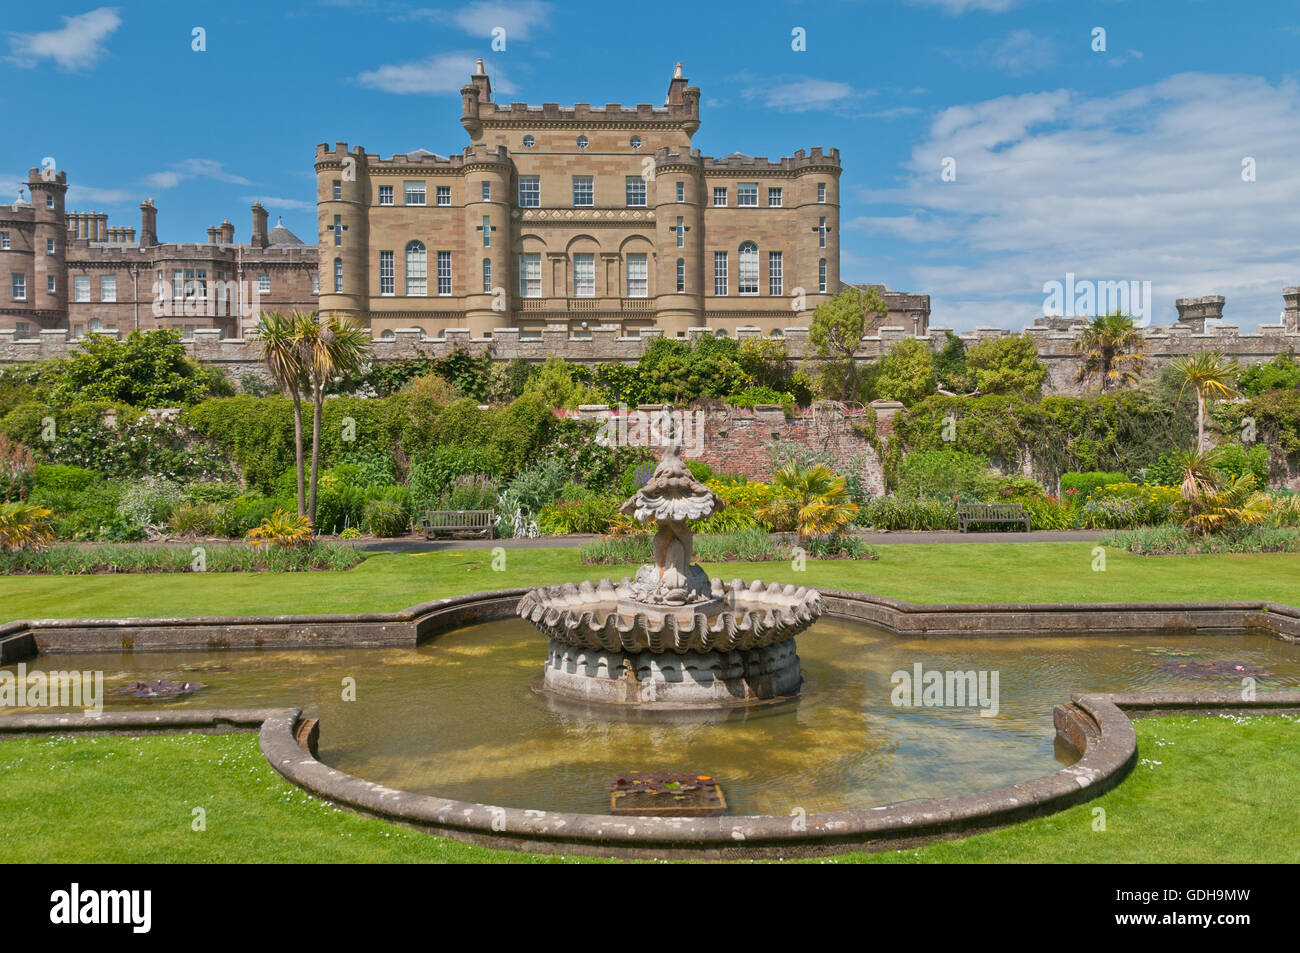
{"left": 207, "top": 225, "right": 218, "bottom": 244}
{"left": 139, "top": 199, "right": 158, "bottom": 246}
{"left": 1175, "top": 295, "right": 1225, "bottom": 333}
{"left": 666, "top": 62, "right": 688, "bottom": 105}
{"left": 250, "top": 203, "right": 268, "bottom": 248}
{"left": 1284, "top": 287, "right": 1300, "bottom": 333}
{"left": 219, "top": 219, "right": 234, "bottom": 244}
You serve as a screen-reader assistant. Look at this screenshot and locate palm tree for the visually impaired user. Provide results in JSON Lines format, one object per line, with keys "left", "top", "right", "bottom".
{"left": 1072, "top": 311, "right": 1149, "bottom": 393}
{"left": 1172, "top": 448, "right": 1272, "bottom": 536}
{"left": 256, "top": 311, "right": 308, "bottom": 517}
{"left": 294, "top": 311, "right": 369, "bottom": 526}
{"left": 757, "top": 462, "right": 859, "bottom": 547}
{"left": 1167, "top": 351, "right": 1240, "bottom": 450}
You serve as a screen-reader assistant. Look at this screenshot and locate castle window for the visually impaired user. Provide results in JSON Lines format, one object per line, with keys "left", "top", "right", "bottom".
{"left": 573, "top": 253, "right": 595, "bottom": 297}
{"left": 482, "top": 258, "right": 491, "bottom": 293}
{"left": 73, "top": 275, "right": 90, "bottom": 302}
{"left": 173, "top": 269, "right": 184, "bottom": 301}
{"left": 481, "top": 182, "right": 491, "bottom": 201}
{"left": 577, "top": 135, "right": 589, "bottom": 149}
{"left": 437, "top": 251, "right": 452, "bottom": 295}
{"left": 522, "top": 135, "right": 535, "bottom": 148}
{"left": 380, "top": 329, "right": 395, "bottom": 340}
{"left": 405, "top": 181, "right": 427, "bottom": 206}
{"left": 818, "top": 258, "right": 827, "bottom": 293}
{"left": 482, "top": 216, "right": 492, "bottom": 248}
{"left": 572, "top": 176, "right": 594, "bottom": 207}
{"left": 333, "top": 258, "right": 343, "bottom": 293}
{"left": 768, "top": 251, "right": 783, "bottom": 296}
{"left": 738, "top": 243, "right": 759, "bottom": 295}
{"left": 46, "top": 195, "right": 53, "bottom": 209}
{"left": 626, "top": 253, "right": 648, "bottom": 298}
{"left": 333, "top": 215, "right": 343, "bottom": 246}
{"left": 257, "top": 273, "right": 270, "bottom": 294}
{"left": 0, "top": 232, "right": 8, "bottom": 249}
{"left": 712, "top": 187, "right": 727, "bottom": 207}
{"left": 519, "top": 252, "right": 541, "bottom": 298}
{"left": 378, "top": 185, "right": 393, "bottom": 206}
{"left": 625, "top": 176, "right": 647, "bottom": 207}
{"left": 379, "top": 251, "right": 395, "bottom": 295}
{"left": 16, "top": 321, "right": 30, "bottom": 337}
{"left": 332, "top": 180, "right": 341, "bottom": 200}
{"left": 630, "top": 136, "right": 642, "bottom": 149}
{"left": 713, "top": 252, "right": 728, "bottom": 296}
{"left": 100, "top": 275, "right": 116, "bottom": 302}
{"left": 768, "top": 187, "right": 783, "bottom": 207}
{"left": 405, "top": 241, "right": 426, "bottom": 295}
{"left": 518, "top": 176, "right": 540, "bottom": 207}
{"left": 311, "top": 273, "right": 319, "bottom": 294}
{"left": 818, "top": 216, "right": 827, "bottom": 248}
{"left": 676, "top": 181, "right": 685, "bottom": 203}
{"left": 11, "top": 274, "right": 26, "bottom": 300}
{"left": 737, "top": 184, "right": 758, "bottom": 207}
{"left": 676, "top": 258, "right": 685, "bottom": 292}
{"left": 436, "top": 186, "right": 451, "bottom": 206}
{"left": 88, "top": 318, "right": 103, "bottom": 332}
{"left": 676, "top": 216, "right": 685, "bottom": 248}
{"left": 818, "top": 183, "right": 827, "bottom": 203}
{"left": 46, "top": 238, "right": 56, "bottom": 254}
{"left": 47, "top": 276, "right": 56, "bottom": 293}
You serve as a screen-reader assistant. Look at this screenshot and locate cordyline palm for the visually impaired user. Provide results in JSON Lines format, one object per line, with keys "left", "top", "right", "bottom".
{"left": 1172, "top": 448, "right": 1271, "bottom": 536}
{"left": 0, "top": 502, "right": 54, "bottom": 552}
{"left": 256, "top": 311, "right": 309, "bottom": 517}
{"left": 757, "top": 462, "right": 859, "bottom": 547}
{"left": 1073, "top": 311, "right": 1149, "bottom": 393}
{"left": 295, "top": 311, "right": 369, "bottom": 526}
{"left": 1168, "top": 351, "right": 1240, "bottom": 450}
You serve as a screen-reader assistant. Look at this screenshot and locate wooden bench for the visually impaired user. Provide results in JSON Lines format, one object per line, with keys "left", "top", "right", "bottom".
{"left": 420, "top": 509, "right": 495, "bottom": 540}
{"left": 956, "top": 503, "right": 1031, "bottom": 533}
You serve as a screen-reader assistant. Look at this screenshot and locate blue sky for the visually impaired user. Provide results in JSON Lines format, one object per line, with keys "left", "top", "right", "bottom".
{"left": 3, "top": 0, "right": 1298, "bottom": 330}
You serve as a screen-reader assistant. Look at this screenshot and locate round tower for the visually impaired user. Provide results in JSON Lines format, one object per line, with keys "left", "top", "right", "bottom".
{"left": 315, "top": 143, "right": 369, "bottom": 324}
{"left": 794, "top": 149, "right": 841, "bottom": 320}
{"left": 462, "top": 146, "right": 512, "bottom": 336}
{"left": 28, "top": 166, "right": 68, "bottom": 324}
{"left": 653, "top": 149, "right": 704, "bottom": 336}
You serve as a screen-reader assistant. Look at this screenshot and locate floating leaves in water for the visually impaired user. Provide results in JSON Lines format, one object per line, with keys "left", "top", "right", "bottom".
{"left": 607, "top": 769, "right": 718, "bottom": 798}
{"left": 1153, "top": 661, "right": 1272, "bottom": 677}
{"left": 111, "top": 680, "right": 207, "bottom": 699}
{"left": 1133, "top": 646, "right": 1198, "bottom": 658}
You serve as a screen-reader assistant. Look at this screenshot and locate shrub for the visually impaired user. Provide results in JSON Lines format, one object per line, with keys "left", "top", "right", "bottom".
{"left": 1101, "top": 525, "right": 1300, "bottom": 555}
{"left": 895, "top": 450, "right": 998, "bottom": 500}
{"left": 1021, "top": 497, "right": 1076, "bottom": 530}
{"left": 116, "top": 476, "right": 184, "bottom": 528}
{"left": 0, "top": 541, "right": 364, "bottom": 574}
{"left": 0, "top": 502, "right": 55, "bottom": 551}
{"left": 0, "top": 434, "right": 37, "bottom": 501}
{"left": 1060, "top": 471, "right": 1129, "bottom": 500}
{"left": 857, "top": 496, "right": 958, "bottom": 530}
{"left": 340, "top": 526, "right": 362, "bottom": 539}
{"left": 362, "top": 497, "right": 410, "bottom": 537}
{"left": 246, "top": 510, "right": 313, "bottom": 548}
{"left": 408, "top": 446, "right": 504, "bottom": 513}
{"left": 1076, "top": 495, "right": 1148, "bottom": 529}
{"left": 803, "top": 534, "right": 879, "bottom": 560}
{"left": 167, "top": 503, "right": 220, "bottom": 537}
{"left": 41, "top": 329, "right": 231, "bottom": 407}
{"left": 442, "top": 474, "right": 499, "bottom": 511}
{"left": 537, "top": 496, "right": 619, "bottom": 534}
{"left": 32, "top": 464, "right": 101, "bottom": 493}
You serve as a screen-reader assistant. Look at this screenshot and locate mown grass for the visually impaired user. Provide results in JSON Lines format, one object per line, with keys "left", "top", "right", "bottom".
{"left": 3, "top": 542, "right": 1300, "bottom": 623}
{"left": 1, "top": 714, "right": 1294, "bottom": 863}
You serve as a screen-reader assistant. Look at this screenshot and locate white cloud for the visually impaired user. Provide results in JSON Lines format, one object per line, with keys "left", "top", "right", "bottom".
{"left": 242, "top": 194, "right": 314, "bottom": 212}
{"left": 743, "top": 76, "right": 863, "bottom": 113}
{"left": 356, "top": 51, "right": 515, "bottom": 95}
{"left": 6, "top": 7, "right": 121, "bottom": 71}
{"left": 856, "top": 73, "right": 1300, "bottom": 330}
{"left": 452, "top": 0, "right": 552, "bottom": 40}
{"left": 68, "top": 184, "right": 132, "bottom": 204}
{"left": 988, "top": 29, "right": 1055, "bottom": 76}
{"left": 144, "top": 159, "right": 252, "bottom": 190}
{"left": 907, "top": 0, "right": 1021, "bottom": 13}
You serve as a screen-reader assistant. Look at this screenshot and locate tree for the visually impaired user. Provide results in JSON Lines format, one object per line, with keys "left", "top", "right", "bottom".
{"left": 42, "top": 329, "right": 230, "bottom": 407}
{"left": 296, "top": 312, "right": 369, "bottom": 527}
{"left": 808, "top": 286, "right": 887, "bottom": 402}
{"left": 965, "top": 333, "right": 1047, "bottom": 397}
{"left": 756, "top": 462, "right": 859, "bottom": 547}
{"left": 522, "top": 357, "right": 604, "bottom": 409}
{"left": 874, "top": 338, "right": 935, "bottom": 406}
{"left": 1073, "top": 312, "right": 1149, "bottom": 393}
{"left": 933, "top": 331, "right": 972, "bottom": 395}
{"left": 256, "top": 311, "right": 309, "bottom": 517}
{"left": 1168, "top": 351, "right": 1240, "bottom": 450}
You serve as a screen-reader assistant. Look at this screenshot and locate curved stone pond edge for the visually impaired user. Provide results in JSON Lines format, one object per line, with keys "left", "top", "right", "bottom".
{"left": 3, "top": 692, "right": 1298, "bottom": 859}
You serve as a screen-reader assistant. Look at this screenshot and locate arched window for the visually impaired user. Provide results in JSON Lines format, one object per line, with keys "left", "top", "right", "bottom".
{"left": 380, "top": 329, "right": 395, "bottom": 340}
{"left": 818, "top": 258, "right": 827, "bottom": 293}
{"left": 405, "top": 241, "right": 426, "bottom": 296}
{"left": 333, "top": 258, "right": 342, "bottom": 293}
{"left": 482, "top": 258, "right": 491, "bottom": 294}
{"left": 675, "top": 257, "right": 685, "bottom": 292}
{"left": 738, "top": 241, "right": 758, "bottom": 295}
{"left": 87, "top": 317, "right": 102, "bottom": 331}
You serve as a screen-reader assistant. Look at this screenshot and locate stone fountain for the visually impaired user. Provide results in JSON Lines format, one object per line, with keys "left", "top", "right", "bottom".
{"left": 517, "top": 434, "right": 823, "bottom": 708}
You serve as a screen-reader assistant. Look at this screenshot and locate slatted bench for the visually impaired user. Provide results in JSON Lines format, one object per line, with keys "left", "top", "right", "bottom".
{"left": 956, "top": 503, "right": 1031, "bottom": 533}
{"left": 420, "top": 509, "right": 495, "bottom": 540}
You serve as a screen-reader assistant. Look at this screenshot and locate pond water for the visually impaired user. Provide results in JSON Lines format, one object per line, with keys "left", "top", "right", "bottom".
{"left": 5, "top": 618, "right": 1299, "bottom": 815}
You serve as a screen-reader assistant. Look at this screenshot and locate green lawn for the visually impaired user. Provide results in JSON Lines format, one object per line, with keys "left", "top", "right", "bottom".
{"left": 4, "top": 542, "right": 1300, "bottom": 623}
{"left": 1, "top": 714, "right": 1294, "bottom": 863}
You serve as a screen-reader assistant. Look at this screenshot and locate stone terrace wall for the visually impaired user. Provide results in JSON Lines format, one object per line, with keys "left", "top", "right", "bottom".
{"left": 3, "top": 318, "right": 1299, "bottom": 398}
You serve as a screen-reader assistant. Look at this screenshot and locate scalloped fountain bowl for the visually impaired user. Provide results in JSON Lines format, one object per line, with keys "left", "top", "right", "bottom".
{"left": 517, "top": 576, "right": 824, "bottom": 709}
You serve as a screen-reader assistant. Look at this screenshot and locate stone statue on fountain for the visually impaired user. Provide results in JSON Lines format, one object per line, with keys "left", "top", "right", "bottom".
{"left": 620, "top": 423, "right": 722, "bottom": 610}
